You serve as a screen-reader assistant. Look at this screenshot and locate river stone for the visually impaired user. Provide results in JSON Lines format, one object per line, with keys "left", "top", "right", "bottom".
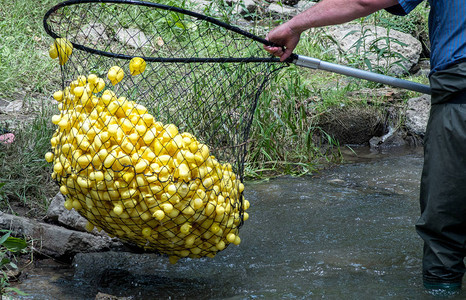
{"left": 0, "top": 99, "right": 10, "bottom": 107}
{"left": 46, "top": 193, "right": 124, "bottom": 240}
{"left": 230, "top": 0, "right": 257, "bottom": 16}
{"left": 0, "top": 212, "right": 121, "bottom": 258}
{"left": 78, "top": 22, "right": 109, "bottom": 47}
{"left": 267, "top": 3, "right": 298, "bottom": 18}
{"left": 405, "top": 95, "right": 430, "bottom": 136}
{"left": 325, "top": 24, "right": 422, "bottom": 76}
{"left": 46, "top": 192, "right": 89, "bottom": 232}
{"left": 95, "top": 292, "right": 132, "bottom": 300}
{"left": 115, "top": 28, "right": 149, "bottom": 49}
{"left": 0, "top": 100, "right": 23, "bottom": 114}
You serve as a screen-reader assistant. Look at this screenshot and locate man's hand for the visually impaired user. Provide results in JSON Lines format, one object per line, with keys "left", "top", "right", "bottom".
{"left": 264, "top": 23, "right": 301, "bottom": 62}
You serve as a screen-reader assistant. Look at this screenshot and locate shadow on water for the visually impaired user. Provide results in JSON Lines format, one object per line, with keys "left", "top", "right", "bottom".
{"left": 13, "top": 146, "right": 466, "bottom": 299}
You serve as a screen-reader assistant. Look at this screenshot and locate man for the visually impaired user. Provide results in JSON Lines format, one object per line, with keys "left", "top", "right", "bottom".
{"left": 264, "top": 0, "right": 466, "bottom": 291}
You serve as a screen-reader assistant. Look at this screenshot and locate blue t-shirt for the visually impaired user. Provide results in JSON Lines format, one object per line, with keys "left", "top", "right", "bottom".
{"left": 388, "top": 0, "right": 466, "bottom": 74}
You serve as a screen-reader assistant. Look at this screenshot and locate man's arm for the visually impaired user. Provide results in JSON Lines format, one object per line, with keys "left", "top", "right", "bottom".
{"left": 264, "top": 0, "right": 400, "bottom": 61}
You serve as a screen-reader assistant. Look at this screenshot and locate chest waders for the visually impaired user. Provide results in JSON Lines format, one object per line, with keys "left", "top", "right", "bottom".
{"left": 416, "top": 61, "right": 466, "bottom": 287}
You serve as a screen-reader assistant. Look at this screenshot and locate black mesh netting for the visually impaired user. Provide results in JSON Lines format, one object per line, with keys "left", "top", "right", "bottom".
{"left": 43, "top": 0, "right": 283, "bottom": 262}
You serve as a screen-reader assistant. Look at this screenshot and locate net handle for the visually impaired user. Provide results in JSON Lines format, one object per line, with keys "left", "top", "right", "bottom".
{"left": 291, "top": 54, "right": 431, "bottom": 94}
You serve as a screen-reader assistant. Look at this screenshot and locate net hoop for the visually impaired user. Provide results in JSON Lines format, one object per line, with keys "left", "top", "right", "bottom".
{"left": 43, "top": 0, "right": 282, "bottom": 63}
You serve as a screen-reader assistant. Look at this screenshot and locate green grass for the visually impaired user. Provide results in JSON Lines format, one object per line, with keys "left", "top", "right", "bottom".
{"left": 0, "top": 0, "right": 64, "bottom": 215}
{"left": 0, "top": 0, "right": 62, "bottom": 99}
{"left": 0, "top": 0, "right": 430, "bottom": 216}
{"left": 0, "top": 108, "right": 57, "bottom": 216}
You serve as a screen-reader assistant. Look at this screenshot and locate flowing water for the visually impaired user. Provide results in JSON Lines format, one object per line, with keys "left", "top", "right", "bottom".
{"left": 12, "top": 147, "right": 466, "bottom": 299}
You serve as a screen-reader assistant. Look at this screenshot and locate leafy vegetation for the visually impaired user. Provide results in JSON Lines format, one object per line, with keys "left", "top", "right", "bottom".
{"left": 0, "top": 230, "right": 29, "bottom": 296}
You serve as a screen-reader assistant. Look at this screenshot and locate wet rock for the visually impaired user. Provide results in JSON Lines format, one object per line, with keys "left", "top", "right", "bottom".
{"left": 0, "top": 212, "right": 121, "bottom": 259}
{"left": 73, "top": 251, "right": 167, "bottom": 283}
{"left": 369, "top": 128, "right": 407, "bottom": 149}
{"left": 327, "top": 178, "right": 347, "bottom": 186}
{"left": 98, "top": 269, "right": 135, "bottom": 288}
{"left": 405, "top": 95, "right": 430, "bottom": 136}
{"left": 95, "top": 292, "right": 132, "bottom": 300}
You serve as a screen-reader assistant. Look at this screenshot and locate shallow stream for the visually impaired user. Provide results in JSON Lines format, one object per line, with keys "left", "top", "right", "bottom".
{"left": 13, "top": 147, "right": 466, "bottom": 299}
